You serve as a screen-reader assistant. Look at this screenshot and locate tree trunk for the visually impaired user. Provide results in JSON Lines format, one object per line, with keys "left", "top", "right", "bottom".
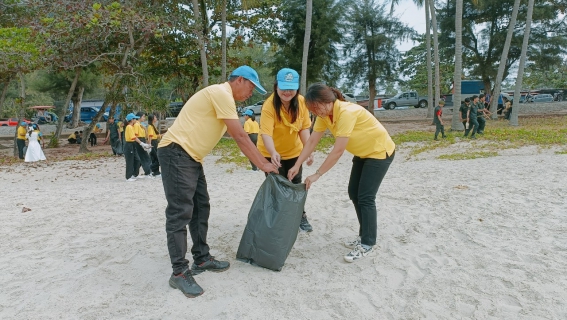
{"left": 13, "top": 73, "right": 26, "bottom": 157}
{"left": 0, "top": 78, "right": 11, "bottom": 115}
{"left": 490, "top": 0, "right": 520, "bottom": 119}
{"left": 79, "top": 100, "right": 110, "bottom": 153}
{"left": 72, "top": 86, "right": 85, "bottom": 128}
{"left": 452, "top": 0, "right": 464, "bottom": 131}
{"left": 221, "top": 0, "right": 227, "bottom": 82}
{"left": 300, "top": 0, "right": 313, "bottom": 95}
{"left": 192, "top": 0, "right": 209, "bottom": 87}
{"left": 368, "top": 78, "right": 377, "bottom": 114}
{"left": 52, "top": 67, "right": 82, "bottom": 146}
{"left": 428, "top": 0, "right": 440, "bottom": 119}
{"left": 425, "top": 0, "right": 433, "bottom": 119}
{"left": 510, "top": 0, "right": 534, "bottom": 126}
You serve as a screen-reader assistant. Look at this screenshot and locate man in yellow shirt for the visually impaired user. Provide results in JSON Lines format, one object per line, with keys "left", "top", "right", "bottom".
{"left": 242, "top": 109, "right": 260, "bottom": 170}
{"left": 158, "top": 65, "right": 278, "bottom": 298}
{"left": 17, "top": 122, "right": 28, "bottom": 159}
{"left": 133, "top": 112, "right": 152, "bottom": 177}
{"left": 289, "top": 83, "right": 395, "bottom": 263}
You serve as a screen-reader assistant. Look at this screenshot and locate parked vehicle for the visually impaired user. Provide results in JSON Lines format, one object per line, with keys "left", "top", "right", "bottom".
{"left": 64, "top": 106, "right": 109, "bottom": 123}
{"left": 244, "top": 100, "right": 265, "bottom": 115}
{"left": 382, "top": 91, "right": 429, "bottom": 109}
{"left": 167, "top": 102, "right": 184, "bottom": 117}
{"left": 343, "top": 93, "right": 357, "bottom": 103}
{"left": 530, "top": 94, "right": 554, "bottom": 103}
{"left": 0, "top": 118, "right": 31, "bottom": 126}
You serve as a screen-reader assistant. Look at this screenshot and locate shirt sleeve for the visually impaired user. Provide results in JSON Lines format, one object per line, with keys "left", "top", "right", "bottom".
{"left": 313, "top": 117, "right": 327, "bottom": 132}
{"left": 210, "top": 85, "right": 238, "bottom": 120}
{"left": 259, "top": 100, "right": 276, "bottom": 137}
{"left": 243, "top": 120, "right": 251, "bottom": 133}
{"left": 334, "top": 110, "right": 356, "bottom": 138}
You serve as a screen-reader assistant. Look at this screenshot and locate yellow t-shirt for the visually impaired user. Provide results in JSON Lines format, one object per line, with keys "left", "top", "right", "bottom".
{"left": 134, "top": 122, "right": 146, "bottom": 139}
{"left": 147, "top": 125, "right": 160, "bottom": 141}
{"left": 68, "top": 133, "right": 76, "bottom": 140}
{"left": 243, "top": 118, "right": 259, "bottom": 134}
{"left": 313, "top": 101, "right": 395, "bottom": 159}
{"left": 158, "top": 82, "right": 239, "bottom": 163}
{"left": 125, "top": 124, "right": 137, "bottom": 142}
{"left": 17, "top": 126, "right": 27, "bottom": 140}
{"left": 257, "top": 94, "right": 311, "bottom": 159}
{"left": 117, "top": 121, "right": 124, "bottom": 133}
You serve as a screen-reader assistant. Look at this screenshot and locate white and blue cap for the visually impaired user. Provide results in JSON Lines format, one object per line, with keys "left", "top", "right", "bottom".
{"left": 276, "top": 68, "right": 300, "bottom": 90}
{"left": 125, "top": 113, "right": 140, "bottom": 122}
{"left": 230, "top": 66, "right": 267, "bottom": 95}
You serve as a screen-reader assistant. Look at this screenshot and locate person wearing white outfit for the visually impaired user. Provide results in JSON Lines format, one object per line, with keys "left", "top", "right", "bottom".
{"left": 25, "top": 124, "right": 46, "bottom": 162}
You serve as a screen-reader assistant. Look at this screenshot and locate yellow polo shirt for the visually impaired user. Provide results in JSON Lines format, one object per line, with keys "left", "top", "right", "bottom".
{"left": 257, "top": 93, "right": 311, "bottom": 159}
{"left": 134, "top": 122, "right": 146, "bottom": 139}
{"left": 313, "top": 101, "right": 395, "bottom": 159}
{"left": 17, "top": 126, "right": 27, "bottom": 140}
{"left": 158, "top": 82, "right": 239, "bottom": 163}
{"left": 147, "top": 125, "right": 158, "bottom": 139}
{"left": 243, "top": 119, "right": 259, "bottom": 134}
{"left": 125, "top": 124, "right": 137, "bottom": 142}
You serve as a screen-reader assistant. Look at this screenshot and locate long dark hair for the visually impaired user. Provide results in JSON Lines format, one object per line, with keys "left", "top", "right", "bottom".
{"left": 304, "top": 83, "right": 346, "bottom": 106}
{"left": 272, "top": 82, "right": 300, "bottom": 123}
{"left": 148, "top": 114, "right": 159, "bottom": 136}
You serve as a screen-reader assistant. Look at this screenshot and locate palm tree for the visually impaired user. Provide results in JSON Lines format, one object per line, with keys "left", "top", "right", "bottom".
{"left": 490, "top": 0, "right": 521, "bottom": 119}
{"left": 452, "top": 0, "right": 463, "bottom": 131}
{"left": 428, "top": 0, "right": 440, "bottom": 119}
{"left": 192, "top": 0, "right": 209, "bottom": 87}
{"left": 300, "top": 0, "right": 313, "bottom": 94}
{"left": 425, "top": 0, "right": 433, "bottom": 118}
{"left": 221, "top": 0, "right": 227, "bottom": 81}
{"left": 511, "top": 0, "right": 535, "bottom": 126}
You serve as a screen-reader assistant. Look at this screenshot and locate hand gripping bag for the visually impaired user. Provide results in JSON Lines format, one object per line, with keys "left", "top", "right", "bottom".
{"left": 236, "top": 173, "right": 307, "bottom": 271}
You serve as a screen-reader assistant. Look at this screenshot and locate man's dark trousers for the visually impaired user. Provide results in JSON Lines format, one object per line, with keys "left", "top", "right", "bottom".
{"left": 158, "top": 143, "right": 211, "bottom": 275}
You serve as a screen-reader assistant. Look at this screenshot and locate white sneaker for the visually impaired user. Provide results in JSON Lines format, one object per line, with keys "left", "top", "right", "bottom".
{"left": 127, "top": 176, "right": 137, "bottom": 182}
{"left": 137, "top": 175, "right": 145, "bottom": 179}
{"left": 344, "top": 244, "right": 373, "bottom": 263}
{"left": 344, "top": 236, "right": 361, "bottom": 249}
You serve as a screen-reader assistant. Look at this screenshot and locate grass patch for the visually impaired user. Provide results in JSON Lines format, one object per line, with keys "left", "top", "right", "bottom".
{"left": 392, "top": 116, "right": 567, "bottom": 158}
{"left": 211, "top": 138, "right": 249, "bottom": 168}
{"left": 62, "top": 152, "right": 113, "bottom": 161}
{"left": 437, "top": 151, "right": 498, "bottom": 160}
{"left": 315, "top": 136, "right": 335, "bottom": 154}
{"left": 0, "top": 155, "right": 22, "bottom": 165}
{"left": 555, "top": 150, "right": 567, "bottom": 155}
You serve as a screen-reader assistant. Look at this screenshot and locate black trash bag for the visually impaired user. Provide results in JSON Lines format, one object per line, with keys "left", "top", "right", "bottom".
{"left": 236, "top": 173, "right": 307, "bottom": 271}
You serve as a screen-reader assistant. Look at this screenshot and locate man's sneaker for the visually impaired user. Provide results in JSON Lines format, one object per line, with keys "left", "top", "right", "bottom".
{"left": 136, "top": 175, "right": 145, "bottom": 179}
{"left": 151, "top": 172, "right": 161, "bottom": 177}
{"left": 126, "top": 176, "right": 137, "bottom": 182}
{"left": 299, "top": 215, "right": 313, "bottom": 232}
{"left": 344, "top": 244, "right": 373, "bottom": 263}
{"left": 344, "top": 236, "right": 361, "bottom": 249}
{"left": 191, "top": 257, "right": 230, "bottom": 275}
{"left": 169, "top": 268, "right": 204, "bottom": 298}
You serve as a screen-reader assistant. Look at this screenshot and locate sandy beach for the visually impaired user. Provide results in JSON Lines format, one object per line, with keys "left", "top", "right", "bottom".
{"left": 1, "top": 139, "right": 566, "bottom": 319}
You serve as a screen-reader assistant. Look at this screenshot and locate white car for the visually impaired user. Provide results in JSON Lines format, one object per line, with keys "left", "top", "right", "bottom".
{"left": 244, "top": 100, "right": 264, "bottom": 115}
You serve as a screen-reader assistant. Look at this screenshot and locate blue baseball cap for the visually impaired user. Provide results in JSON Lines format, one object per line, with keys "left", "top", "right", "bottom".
{"left": 277, "top": 68, "right": 300, "bottom": 90}
{"left": 20, "top": 122, "right": 27, "bottom": 125}
{"left": 230, "top": 66, "right": 267, "bottom": 95}
{"left": 244, "top": 109, "right": 254, "bottom": 116}
{"left": 125, "top": 113, "right": 140, "bottom": 121}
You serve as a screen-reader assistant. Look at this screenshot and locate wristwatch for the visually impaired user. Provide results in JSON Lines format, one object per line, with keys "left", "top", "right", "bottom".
{"left": 316, "top": 169, "right": 323, "bottom": 176}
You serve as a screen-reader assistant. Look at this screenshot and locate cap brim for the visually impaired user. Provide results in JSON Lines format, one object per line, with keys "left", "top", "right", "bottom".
{"left": 249, "top": 80, "right": 267, "bottom": 95}
{"left": 278, "top": 82, "right": 299, "bottom": 90}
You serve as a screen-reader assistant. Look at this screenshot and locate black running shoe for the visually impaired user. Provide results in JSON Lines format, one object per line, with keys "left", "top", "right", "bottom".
{"left": 169, "top": 268, "right": 204, "bottom": 298}
{"left": 191, "top": 257, "right": 230, "bottom": 275}
{"left": 300, "top": 215, "right": 313, "bottom": 232}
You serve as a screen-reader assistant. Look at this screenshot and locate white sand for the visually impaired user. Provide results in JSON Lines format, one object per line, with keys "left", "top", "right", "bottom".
{"left": 1, "top": 146, "right": 566, "bottom": 319}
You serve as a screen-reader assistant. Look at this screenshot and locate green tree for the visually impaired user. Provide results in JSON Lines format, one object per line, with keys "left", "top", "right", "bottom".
{"left": 342, "top": 0, "right": 414, "bottom": 110}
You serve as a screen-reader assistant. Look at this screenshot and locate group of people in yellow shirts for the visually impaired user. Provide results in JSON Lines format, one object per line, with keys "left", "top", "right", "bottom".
{"left": 156, "top": 65, "right": 396, "bottom": 298}
{"left": 123, "top": 112, "right": 161, "bottom": 181}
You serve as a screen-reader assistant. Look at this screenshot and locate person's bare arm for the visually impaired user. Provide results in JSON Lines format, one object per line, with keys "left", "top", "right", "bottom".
{"left": 298, "top": 128, "right": 314, "bottom": 165}
{"left": 224, "top": 119, "right": 278, "bottom": 173}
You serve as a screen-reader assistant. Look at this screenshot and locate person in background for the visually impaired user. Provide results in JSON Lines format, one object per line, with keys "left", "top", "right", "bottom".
{"left": 103, "top": 117, "right": 122, "bottom": 156}
{"left": 287, "top": 83, "right": 395, "bottom": 263}
{"left": 89, "top": 123, "right": 102, "bottom": 147}
{"left": 460, "top": 98, "right": 471, "bottom": 132}
{"left": 242, "top": 109, "right": 260, "bottom": 171}
{"left": 68, "top": 131, "right": 78, "bottom": 144}
{"left": 123, "top": 113, "right": 152, "bottom": 181}
{"left": 503, "top": 97, "right": 513, "bottom": 120}
{"left": 16, "top": 122, "right": 27, "bottom": 159}
{"left": 157, "top": 65, "right": 278, "bottom": 298}
{"left": 464, "top": 95, "right": 479, "bottom": 139}
{"left": 134, "top": 112, "right": 152, "bottom": 178}
{"left": 77, "top": 131, "right": 83, "bottom": 144}
{"left": 147, "top": 114, "right": 161, "bottom": 176}
{"left": 25, "top": 124, "right": 46, "bottom": 162}
{"left": 433, "top": 100, "right": 446, "bottom": 140}
{"left": 476, "top": 93, "right": 488, "bottom": 134}
{"left": 256, "top": 68, "right": 314, "bottom": 232}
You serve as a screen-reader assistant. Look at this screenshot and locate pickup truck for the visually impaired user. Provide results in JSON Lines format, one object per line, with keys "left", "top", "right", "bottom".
{"left": 0, "top": 118, "right": 31, "bottom": 126}
{"left": 382, "top": 91, "right": 428, "bottom": 110}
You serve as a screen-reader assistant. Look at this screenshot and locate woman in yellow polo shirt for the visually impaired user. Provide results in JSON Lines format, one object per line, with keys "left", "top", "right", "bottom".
{"left": 288, "top": 83, "right": 395, "bottom": 263}
{"left": 257, "top": 68, "right": 314, "bottom": 232}
{"left": 147, "top": 114, "right": 161, "bottom": 176}
{"left": 243, "top": 109, "right": 260, "bottom": 171}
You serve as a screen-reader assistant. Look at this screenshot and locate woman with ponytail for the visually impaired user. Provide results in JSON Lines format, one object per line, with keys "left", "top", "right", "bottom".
{"left": 288, "top": 83, "right": 395, "bottom": 263}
